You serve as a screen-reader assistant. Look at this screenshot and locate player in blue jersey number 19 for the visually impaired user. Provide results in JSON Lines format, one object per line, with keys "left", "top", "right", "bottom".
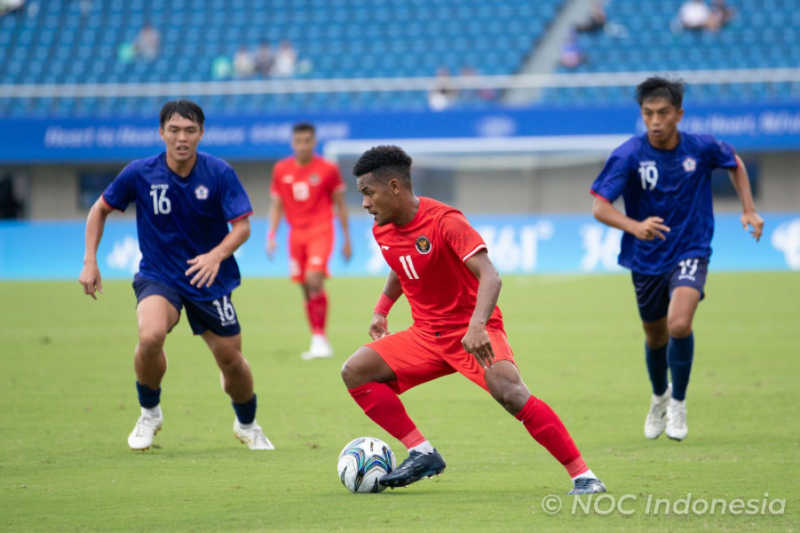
{"left": 590, "top": 78, "right": 763, "bottom": 441}
{"left": 79, "top": 100, "right": 274, "bottom": 451}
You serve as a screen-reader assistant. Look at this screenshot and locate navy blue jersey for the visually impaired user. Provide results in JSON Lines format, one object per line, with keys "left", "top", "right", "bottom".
{"left": 591, "top": 132, "right": 737, "bottom": 275}
{"left": 103, "top": 151, "right": 253, "bottom": 300}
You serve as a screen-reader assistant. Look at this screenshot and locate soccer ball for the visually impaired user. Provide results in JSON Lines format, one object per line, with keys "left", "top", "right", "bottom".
{"left": 337, "top": 437, "right": 396, "bottom": 493}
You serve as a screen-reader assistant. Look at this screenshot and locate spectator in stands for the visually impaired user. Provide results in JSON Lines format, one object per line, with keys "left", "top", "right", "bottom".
{"left": 575, "top": 1, "right": 606, "bottom": 33}
{"left": 459, "top": 66, "right": 497, "bottom": 102}
{"left": 272, "top": 40, "right": 297, "bottom": 77}
{"left": 134, "top": 23, "right": 160, "bottom": 60}
{"left": 212, "top": 55, "right": 232, "bottom": 79}
{"left": 233, "top": 46, "right": 255, "bottom": 78}
{"left": 428, "top": 67, "right": 458, "bottom": 111}
{"left": 559, "top": 31, "right": 585, "bottom": 69}
{"left": 0, "top": 0, "right": 24, "bottom": 16}
{"left": 254, "top": 41, "right": 274, "bottom": 77}
{"left": 678, "top": 0, "right": 711, "bottom": 31}
{"left": 706, "top": 0, "right": 734, "bottom": 32}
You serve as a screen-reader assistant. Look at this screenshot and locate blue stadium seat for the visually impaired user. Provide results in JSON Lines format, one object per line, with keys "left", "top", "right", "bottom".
{"left": 10, "top": 0, "right": 781, "bottom": 115}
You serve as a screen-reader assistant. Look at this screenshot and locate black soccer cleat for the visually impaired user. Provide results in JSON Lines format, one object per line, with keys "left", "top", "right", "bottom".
{"left": 568, "top": 477, "right": 607, "bottom": 495}
{"left": 379, "top": 449, "right": 446, "bottom": 488}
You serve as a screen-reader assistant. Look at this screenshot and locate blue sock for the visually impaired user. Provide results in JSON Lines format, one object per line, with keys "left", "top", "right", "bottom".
{"left": 136, "top": 381, "right": 161, "bottom": 408}
{"left": 645, "top": 343, "right": 668, "bottom": 396}
{"left": 668, "top": 334, "right": 694, "bottom": 401}
{"left": 233, "top": 394, "right": 257, "bottom": 425}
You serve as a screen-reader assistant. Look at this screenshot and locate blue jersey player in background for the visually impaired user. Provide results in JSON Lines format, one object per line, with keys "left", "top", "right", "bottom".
{"left": 590, "top": 78, "right": 764, "bottom": 442}
{"left": 79, "top": 100, "right": 275, "bottom": 451}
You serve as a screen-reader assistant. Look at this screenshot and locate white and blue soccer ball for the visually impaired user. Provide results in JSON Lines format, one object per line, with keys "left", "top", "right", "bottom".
{"left": 337, "top": 437, "right": 396, "bottom": 493}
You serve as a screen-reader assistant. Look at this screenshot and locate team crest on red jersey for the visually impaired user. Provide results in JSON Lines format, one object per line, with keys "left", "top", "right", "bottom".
{"left": 282, "top": 174, "right": 294, "bottom": 183}
{"left": 415, "top": 235, "right": 432, "bottom": 254}
{"left": 309, "top": 173, "right": 320, "bottom": 185}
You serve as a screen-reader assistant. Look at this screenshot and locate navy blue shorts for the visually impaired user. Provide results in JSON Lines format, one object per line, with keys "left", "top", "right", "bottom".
{"left": 132, "top": 274, "right": 241, "bottom": 337}
{"left": 631, "top": 257, "right": 709, "bottom": 322}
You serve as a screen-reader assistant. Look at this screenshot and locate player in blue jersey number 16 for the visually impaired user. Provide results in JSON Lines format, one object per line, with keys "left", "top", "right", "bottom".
{"left": 590, "top": 77, "right": 763, "bottom": 442}
{"left": 79, "top": 100, "right": 274, "bottom": 452}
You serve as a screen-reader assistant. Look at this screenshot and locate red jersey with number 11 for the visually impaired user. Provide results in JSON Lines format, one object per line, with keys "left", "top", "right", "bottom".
{"left": 373, "top": 196, "right": 504, "bottom": 333}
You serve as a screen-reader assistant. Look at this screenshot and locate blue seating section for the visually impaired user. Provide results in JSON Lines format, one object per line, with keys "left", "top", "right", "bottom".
{"left": 542, "top": 0, "right": 800, "bottom": 106}
{"left": 0, "top": 0, "right": 562, "bottom": 117}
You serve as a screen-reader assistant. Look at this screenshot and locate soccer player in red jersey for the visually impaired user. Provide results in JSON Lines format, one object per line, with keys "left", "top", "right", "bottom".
{"left": 266, "top": 123, "right": 352, "bottom": 359}
{"left": 341, "top": 146, "right": 606, "bottom": 494}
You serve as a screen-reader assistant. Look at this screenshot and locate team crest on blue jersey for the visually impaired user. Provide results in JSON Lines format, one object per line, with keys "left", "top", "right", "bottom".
{"left": 415, "top": 235, "right": 432, "bottom": 254}
{"left": 309, "top": 173, "right": 320, "bottom": 185}
{"left": 194, "top": 185, "right": 209, "bottom": 200}
{"left": 682, "top": 157, "right": 697, "bottom": 172}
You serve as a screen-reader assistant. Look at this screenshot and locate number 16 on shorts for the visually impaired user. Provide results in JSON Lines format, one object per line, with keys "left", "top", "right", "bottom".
{"left": 212, "top": 295, "right": 237, "bottom": 327}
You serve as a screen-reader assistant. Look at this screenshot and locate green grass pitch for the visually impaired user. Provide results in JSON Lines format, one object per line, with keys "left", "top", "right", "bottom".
{"left": 1, "top": 273, "right": 798, "bottom": 532}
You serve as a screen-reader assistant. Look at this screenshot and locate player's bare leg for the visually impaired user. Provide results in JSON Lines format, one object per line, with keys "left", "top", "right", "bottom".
{"left": 342, "top": 347, "right": 445, "bottom": 487}
{"left": 134, "top": 295, "right": 177, "bottom": 388}
{"left": 664, "top": 286, "right": 701, "bottom": 440}
{"left": 341, "top": 346, "right": 396, "bottom": 388}
{"left": 202, "top": 331, "right": 274, "bottom": 450}
{"left": 128, "top": 295, "right": 177, "bottom": 450}
{"left": 485, "top": 360, "right": 606, "bottom": 494}
{"left": 642, "top": 317, "right": 671, "bottom": 439}
{"left": 301, "top": 270, "right": 332, "bottom": 359}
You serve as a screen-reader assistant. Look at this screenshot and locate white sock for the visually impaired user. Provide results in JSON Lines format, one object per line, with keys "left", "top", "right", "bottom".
{"left": 238, "top": 421, "right": 254, "bottom": 430}
{"left": 409, "top": 440, "right": 434, "bottom": 455}
{"left": 142, "top": 405, "right": 162, "bottom": 419}
{"left": 572, "top": 469, "right": 596, "bottom": 482}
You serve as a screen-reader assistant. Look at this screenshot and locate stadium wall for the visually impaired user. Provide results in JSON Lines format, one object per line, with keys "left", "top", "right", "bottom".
{"left": 1, "top": 102, "right": 799, "bottom": 219}
{"left": 4, "top": 151, "right": 799, "bottom": 220}
{"left": 1, "top": 212, "right": 798, "bottom": 280}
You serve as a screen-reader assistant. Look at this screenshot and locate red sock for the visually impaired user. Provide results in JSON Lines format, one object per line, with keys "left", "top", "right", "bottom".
{"left": 516, "top": 395, "right": 588, "bottom": 477}
{"left": 306, "top": 291, "right": 327, "bottom": 335}
{"left": 348, "top": 382, "right": 425, "bottom": 449}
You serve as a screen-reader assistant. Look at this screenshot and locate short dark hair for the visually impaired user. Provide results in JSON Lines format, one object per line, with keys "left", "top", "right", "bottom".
{"left": 353, "top": 145, "right": 413, "bottom": 184}
{"left": 636, "top": 77, "right": 684, "bottom": 108}
{"left": 292, "top": 122, "right": 315, "bottom": 135}
{"left": 160, "top": 100, "right": 205, "bottom": 128}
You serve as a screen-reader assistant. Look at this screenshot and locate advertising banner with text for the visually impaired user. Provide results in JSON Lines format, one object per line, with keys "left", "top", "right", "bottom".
{"left": 2, "top": 213, "right": 798, "bottom": 280}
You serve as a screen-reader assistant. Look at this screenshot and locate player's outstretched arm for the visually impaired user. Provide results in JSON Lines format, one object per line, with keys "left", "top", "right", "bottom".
{"left": 728, "top": 155, "right": 764, "bottom": 242}
{"left": 265, "top": 195, "right": 283, "bottom": 258}
{"left": 79, "top": 197, "right": 114, "bottom": 299}
{"left": 186, "top": 217, "right": 251, "bottom": 288}
{"left": 592, "top": 196, "right": 670, "bottom": 241}
{"left": 462, "top": 251, "right": 501, "bottom": 369}
{"left": 333, "top": 189, "right": 352, "bottom": 262}
{"left": 369, "top": 270, "right": 402, "bottom": 340}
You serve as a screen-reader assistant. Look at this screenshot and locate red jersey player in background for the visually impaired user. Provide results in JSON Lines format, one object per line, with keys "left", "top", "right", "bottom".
{"left": 341, "top": 145, "right": 606, "bottom": 494}
{"left": 267, "top": 123, "right": 352, "bottom": 359}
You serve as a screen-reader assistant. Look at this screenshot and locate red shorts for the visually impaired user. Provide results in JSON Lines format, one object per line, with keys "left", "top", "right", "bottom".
{"left": 289, "top": 226, "right": 333, "bottom": 283}
{"left": 367, "top": 326, "right": 516, "bottom": 394}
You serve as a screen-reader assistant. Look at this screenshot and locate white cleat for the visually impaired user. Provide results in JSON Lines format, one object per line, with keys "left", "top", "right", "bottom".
{"left": 234, "top": 420, "right": 275, "bottom": 450}
{"left": 128, "top": 414, "right": 163, "bottom": 451}
{"left": 644, "top": 384, "right": 671, "bottom": 439}
{"left": 665, "top": 397, "right": 688, "bottom": 441}
{"left": 301, "top": 334, "right": 333, "bottom": 360}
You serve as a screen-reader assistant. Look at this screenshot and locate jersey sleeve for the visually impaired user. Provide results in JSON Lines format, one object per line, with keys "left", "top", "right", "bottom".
{"left": 221, "top": 167, "right": 253, "bottom": 222}
{"left": 590, "top": 148, "right": 632, "bottom": 203}
{"left": 705, "top": 136, "right": 738, "bottom": 170}
{"left": 269, "top": 164, "right": 281, "bottom": 199}
{"left": 440, "top": 211, "right": 487, "bottom": 262}
{"left": 328, "top": 163, "right": 345, "bottom": 194}
{"left": 102, "top": 163, "right": 137, "bottom": 211}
